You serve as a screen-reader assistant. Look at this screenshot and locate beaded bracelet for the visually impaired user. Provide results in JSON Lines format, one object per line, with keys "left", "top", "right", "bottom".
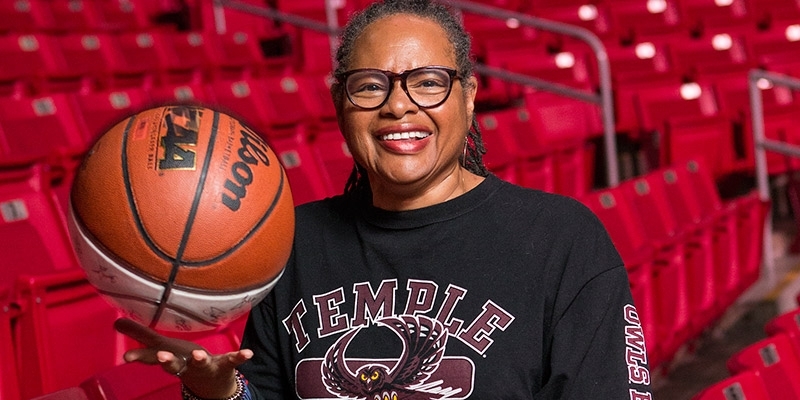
{"left": 181, "top": 370, "right": 251, "bottom": 400}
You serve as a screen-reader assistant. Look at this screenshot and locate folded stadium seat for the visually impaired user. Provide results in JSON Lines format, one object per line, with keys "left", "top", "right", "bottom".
{"left": 80, "top": 361, "right": 180, "bottom": 400}
{"left": 268, "top": 127, "right": 334, "bottom": 205}
{"left": 0, "top": 94, "right": 90, "bottom": 164}
{"left": 605, "top": 39, "right": 675, "bottom": 84}
{"left": 522, "top": 87, "right": 603, "bottom": 148}
{"left": 690, "top": 369, "right": 770, "bottom": 400}
{"left": 91, "top": 0, "right": 151, "bottom": 32}
{"left": 46, "top": 33, "right": 118, "bottom": 94}
{"left": 46, "top": 0, "right": 103, "bottom": 33}
{"left": 0, "top": 0, "right": 54, "bottom": 33}
{"left": 523, "top": 2, "right": 615, "bottom": 47}
{"left": 148, "top": 81, "right": 214, "bottom": 108}
{"left": 481, "top": 37, "right": 594, "bottom": 102}
{"left": 300, "top": 72, "right": 338, "bottom": 133}
{"left": 727, "top": 332, "right": 800, "bottom": 399}
{"left": 309, "top": 128, "right": 353, "bottom": 196}
{"left": 291, "top": 29, "right": 336, "bottom": 76}
{"left": 675, "top": 0, "right": 755, "bottom": 36}
{"left": 618, "top": 175, "right": 713, "bottom": 357}
{"left": 666, "top": 28, "right": 755, "bottom": 80}
{"left": 10, "top": 270, "right": 130, "bottom": 399}
{"left": 0, "top": 164, "right": 79, "bottom": 289}
{"left": 676, "top": 159, "right": 768, "bottom": 296}
{"left": 744, "top": 18, "right": 800, "bottom": 73}
{"left": 695, "top": 69, "right": 799, "bottom": 174}
{"left": 631, "top": 77, "right": 737, "bottom": 175}
{"left": 764, "top": 307, "right": 800, "bottom": 360}
{"left": 205, "top": 29, "right": 271, "bottom": 82}
{"left": 579, "top": 188, "right": 670, "bottom": 368}
{"left": 205, "top": 77, "right": 278, "bottom": 138}
{"left": 611, "top": 74, "right": 675, "bottom": 142}
{"left": 30, "top": 387, "right": 90, "bottom": 400}
{"left": 259, "top": 73, "right": 318, "bottom": 138}
{"left": 605, "top": 0, "right": 684, "bottom": 44}
{"left": 644, "top": 168, "right": 720, "bottom": 337}
{"left": 103, "top": 31, "right": 171, "bottom": 90}
{"left": 474, "top": 105, "right": 556, "bottom": 191}
{"left": 0, "top": 287, "right": 21, "bottom": 400}
{"left": 743, "top": 0, "right": 800, "bottom": 29}
{"left": 517, "top": 152, "right": 557, "bottom": 193}
{"left": 476, "top": 107, "right": 530, "bottom": 184}
{"left": 155, "top": 30, "right": 216, "bottom": 86}
{"left": 0, "top": 33, "right": 65, "bottom": 97}
{"left": 70, "top": 87, "right": 151, "bottom": 146}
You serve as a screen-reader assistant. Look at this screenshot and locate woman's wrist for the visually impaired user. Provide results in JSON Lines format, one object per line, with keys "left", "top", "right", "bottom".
{"left": 181, "top": 370, "right": 249, "bottom": 400}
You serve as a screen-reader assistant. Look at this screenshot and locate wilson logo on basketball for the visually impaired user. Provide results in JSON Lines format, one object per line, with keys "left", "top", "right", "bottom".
{"left": 222, "top": 127, "right": 272, "bottom": 212}
{"left": 158, "top": 106, "right": 201, "bottom": 170}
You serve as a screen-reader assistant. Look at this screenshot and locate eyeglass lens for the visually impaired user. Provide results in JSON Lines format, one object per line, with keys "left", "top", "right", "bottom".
{"left": 345, "top": 68, "right": 453, "bottom": 109}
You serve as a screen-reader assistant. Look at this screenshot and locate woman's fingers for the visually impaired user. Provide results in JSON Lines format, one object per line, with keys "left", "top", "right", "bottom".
{"left": 157, "top": 350, "right": 190, "bottom": 376}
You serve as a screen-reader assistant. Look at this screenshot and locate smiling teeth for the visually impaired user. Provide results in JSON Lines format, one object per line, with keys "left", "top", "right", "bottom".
{"left": 380, "top": 131, "right": 430, "bottom": 141}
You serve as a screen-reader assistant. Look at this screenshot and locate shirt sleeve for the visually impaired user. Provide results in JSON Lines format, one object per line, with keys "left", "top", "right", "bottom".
{"left": 535, "top": 265, "right": 653, "bottom": 400}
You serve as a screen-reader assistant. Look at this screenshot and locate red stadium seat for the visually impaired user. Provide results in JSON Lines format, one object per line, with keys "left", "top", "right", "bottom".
{"left": 269, "top": 129, "right": 333, "bottom": 205}
{"left": 605, "top": 39, "right": 675, "bottom": 84}
{"left": 580, "top": 188, "right": 668, "bottom": 367}
{"left": 91, "top": 0, "right": 151, "bottom": 32}
{"left": 156, "top": 30, "right": 215, "bottom": 85}
{"left": 745, "top": 19, "right": 800, "bottom": 73}
{"left": 148, "top": 81, "right": 213, "bottom": 106}
{"left": 727, "top": 332, "right": 800, "bottom": 399}
{"left": 205, "top": 30, "right": 269, "bottom": 81}
{"left": 676, "top": 0, "right": 753, "bottom": 35}
{"left": 764, "top": 307, "right": 800, "bottom": 360}
{"left": 104, "top": 31, "right": 168, "bottom": 89}
{"left": 667, "top": 29, "right": 754, "bottom": 79}
{"left": 645, "top": 168, "right": 720, "bottom": 336}
{"left": 476, "top": 107, "right": 529, "bottom": 184}
{"left": 0, "top": 0, "right": 54, "bottom": 33}
{"left": 11, "top": 270, "right": 130, "bottom": 399}
{"left": 70, "top": 87, "right": 152, "bottom": 145}
{"left": 260, "top": 73, "right": 318, "bottom": 137}
{"left": 0, "top": 94, "right": 90, "bottom": 165}
{"left": 552, "top": 143, "right": 594, "bottom": 198}
{"left": 525, "top": 2, "right": 613, "bottom": 44}
{"left": 677, "top": 159, "right": 767, "bottom": 294}
{"left": 522, "top": 88, "right": 602, "bottom": 148}
{"left": 0, "top": 33, "right": 64, "bottom": 96}
{"left": 0, "top": 164, "right": 78, "bottom": 289}
{"left": 205, "top": 78, "right": 277, "bottom": 138}
{"left": 690, "top": 369, "right": 770, "bottom": 400}
{"left": 517, "top": 153, "right": 556, "bottom": 193}
{"left": 47, "top": 33, "right": 116, "bottom": 93}
{"left": 47, "top": 0, "right": 102, "bottom": 33}
{"left": 310, "top": 128, "right": 353, "bottom": 196}
{"left": 662, "top": 115, "right": 738, "bottom": 178}
{"left": 616, "top": 175, "right": 699, "bottom": 357}
{"left": 606, "top": 0, "right": 683, "bottom": 43}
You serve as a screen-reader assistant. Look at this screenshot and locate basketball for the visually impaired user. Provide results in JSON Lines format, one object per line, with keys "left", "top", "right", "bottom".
{"left": 67, "top": 105, "right": 295, "bottom": 332}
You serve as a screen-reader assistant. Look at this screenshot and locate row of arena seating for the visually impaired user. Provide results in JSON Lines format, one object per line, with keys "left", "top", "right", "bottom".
{"left": 580, "top": 158, "right": 769, "bottom": 369}
{"left": 0, "top": 0, "right": 785, "bottom": 398}
{"left": 692, "top": 294, "right": 800, "bottom": 399}
{"left": 5, "top": 0, "right": 800, "bottom": 182}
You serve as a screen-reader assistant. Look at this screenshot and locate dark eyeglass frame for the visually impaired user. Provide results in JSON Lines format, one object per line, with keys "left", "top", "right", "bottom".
{"left": 335, "top": 65, "right": 460, "bottom": 110}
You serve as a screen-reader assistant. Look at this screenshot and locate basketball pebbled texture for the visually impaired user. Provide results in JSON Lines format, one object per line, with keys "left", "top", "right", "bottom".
{"left": 68, "top": 105, "right": 295, "bottom": 331}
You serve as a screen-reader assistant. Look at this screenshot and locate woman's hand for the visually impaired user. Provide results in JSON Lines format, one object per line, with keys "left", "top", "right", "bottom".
{"left": 114, "top": 318, "right": 253, "bottom": 399}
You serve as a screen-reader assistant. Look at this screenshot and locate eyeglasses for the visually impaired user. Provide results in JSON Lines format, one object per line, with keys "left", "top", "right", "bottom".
{"left": 336, "top": 66, "right": 460, "bottom": 110}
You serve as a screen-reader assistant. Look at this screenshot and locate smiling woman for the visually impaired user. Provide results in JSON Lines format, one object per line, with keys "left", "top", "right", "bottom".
{"left": 114, "top": 1, "right": 653, "bottom": 399}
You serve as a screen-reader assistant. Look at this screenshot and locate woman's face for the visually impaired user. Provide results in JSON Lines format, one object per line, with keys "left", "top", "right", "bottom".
{"left": 336, "top": 14, "right": 478, "bottom": 208}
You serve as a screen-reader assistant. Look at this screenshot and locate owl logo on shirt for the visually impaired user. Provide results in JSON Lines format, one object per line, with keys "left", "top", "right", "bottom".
{"left": 318, "top": 315, "right": 465, "bottom": 400}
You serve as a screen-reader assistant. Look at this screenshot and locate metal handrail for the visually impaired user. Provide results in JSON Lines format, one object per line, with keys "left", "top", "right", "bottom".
{"left": 212, "top": 0, "right": 620, "bottom": 186}
{"left": 749, "top": 69, "right": 800, "bottom": 286}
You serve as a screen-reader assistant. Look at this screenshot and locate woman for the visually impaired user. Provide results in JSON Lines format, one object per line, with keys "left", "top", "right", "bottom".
{"left": 117, "top": 1, "right": 653, "bottom": 398}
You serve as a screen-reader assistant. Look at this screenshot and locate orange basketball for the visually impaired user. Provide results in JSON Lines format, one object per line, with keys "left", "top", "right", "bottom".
{"left": 68, "top": 105, "right": 295, "bottom": 332}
